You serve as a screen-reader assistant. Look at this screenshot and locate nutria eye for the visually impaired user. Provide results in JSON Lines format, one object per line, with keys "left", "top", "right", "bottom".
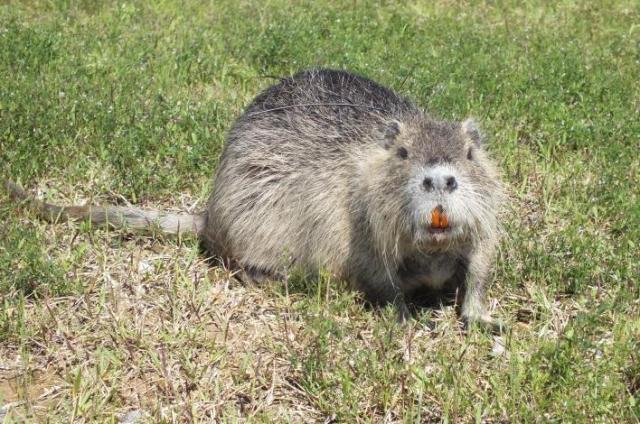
{"left": 397, "top": 147, "right": 408, "bottom": 159}
{"left": 467, "top": 147, "right": 473, "bottom": 160}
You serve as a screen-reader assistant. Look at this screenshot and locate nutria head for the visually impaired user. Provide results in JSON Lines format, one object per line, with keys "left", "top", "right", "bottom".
{"left": 375, "top": 116, "right": 501, "bottom": 253}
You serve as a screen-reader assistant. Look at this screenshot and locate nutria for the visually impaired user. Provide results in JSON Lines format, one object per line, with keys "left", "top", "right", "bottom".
{"left": 4, "top": 69, "right": 504, "bottom": 330}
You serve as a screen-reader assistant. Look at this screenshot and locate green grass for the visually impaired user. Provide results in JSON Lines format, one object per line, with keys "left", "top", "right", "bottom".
{"left": 1, "top": 0, "right": 639, "bottom": 421}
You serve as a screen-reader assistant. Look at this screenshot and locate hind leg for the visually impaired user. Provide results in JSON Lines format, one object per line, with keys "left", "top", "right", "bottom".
{"left": 235, "top": 265, "right": 282, "bottom": 285}
{"left": 357, "top": 277, "right": 411, "bottom": 322}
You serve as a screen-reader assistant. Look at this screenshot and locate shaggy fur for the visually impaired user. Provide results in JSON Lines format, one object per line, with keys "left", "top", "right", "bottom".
{"left": 201, "top": 69, "right": 503, "bottom": 326}
{"left": 5, "top": 69, "right": 504, "bottom": 329}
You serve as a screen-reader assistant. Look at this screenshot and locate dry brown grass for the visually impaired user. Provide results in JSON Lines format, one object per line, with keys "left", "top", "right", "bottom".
{"left": 0, "top": 185, "right": 511, "bottom": 422}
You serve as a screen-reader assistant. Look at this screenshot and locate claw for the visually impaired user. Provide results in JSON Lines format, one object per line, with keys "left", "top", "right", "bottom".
{"left": 463, "top": 316, "right": 508, "bottom": 335}
{"left": 395, "top": 299, "right": 412, "bottom": 324}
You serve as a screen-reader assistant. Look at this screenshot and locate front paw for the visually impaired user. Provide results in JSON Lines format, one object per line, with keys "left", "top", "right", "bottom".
{"left": 463, "top": 315, "right": 507, "bottom": 335}
{"left": 395, "top": 299, "right": 412, "bottom": 323}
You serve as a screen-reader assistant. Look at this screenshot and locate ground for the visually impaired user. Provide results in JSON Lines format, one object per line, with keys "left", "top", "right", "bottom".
{"left": 0, "top": 0, "right": 639, "bottom": 422}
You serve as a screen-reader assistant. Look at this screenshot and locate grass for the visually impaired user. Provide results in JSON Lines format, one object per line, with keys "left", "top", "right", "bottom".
{"left": 0, "top": 0, "right": 639, "bottom": 421}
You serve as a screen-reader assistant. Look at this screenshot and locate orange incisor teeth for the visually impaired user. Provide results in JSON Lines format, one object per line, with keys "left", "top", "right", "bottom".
{"left": 431, "top": 206, "right": 449, "bottom": 229}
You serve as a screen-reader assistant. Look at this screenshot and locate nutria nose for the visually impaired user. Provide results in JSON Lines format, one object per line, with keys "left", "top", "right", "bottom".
{"left": 423, "top": 177, "right": 433, "bottom": 190}
{"left": 422, "top": 169, "right": 458, "bottom": 192}
{"left": 445, "top": 176, "right": 458, "bottom": 191}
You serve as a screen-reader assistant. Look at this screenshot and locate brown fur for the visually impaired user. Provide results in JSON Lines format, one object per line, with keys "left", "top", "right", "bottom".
{"left": 5, "top": 69, "right": 504, "bottom": 330}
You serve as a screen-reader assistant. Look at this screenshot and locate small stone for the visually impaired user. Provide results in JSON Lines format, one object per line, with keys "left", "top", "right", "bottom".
{"left": 120, "top": 409, "right": 144, "bottom": 423}
{"left": 491, "top": 336, "right": 506, "bottom": 357}
{"left": 137, "top": 259, "right": 154, "bottom": 274}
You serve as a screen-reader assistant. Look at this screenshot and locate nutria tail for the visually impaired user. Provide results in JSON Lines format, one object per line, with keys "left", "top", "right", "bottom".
{"left": 4, "top": 180, "right": 205, "bottom": 236}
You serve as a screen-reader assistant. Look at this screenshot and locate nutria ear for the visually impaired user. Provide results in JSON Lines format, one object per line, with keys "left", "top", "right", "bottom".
{"left": 461, "top": 118, "right": 484, "bottom": 146}
{"left": 380, "top": 120, "right": 402, "bottom": 149}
